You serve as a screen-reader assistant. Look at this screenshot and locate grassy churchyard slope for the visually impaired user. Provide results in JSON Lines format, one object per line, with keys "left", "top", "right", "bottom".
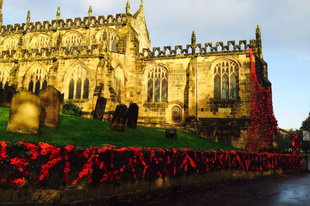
{"left": 0, "top": 107, "right": 237, "bottom": 150}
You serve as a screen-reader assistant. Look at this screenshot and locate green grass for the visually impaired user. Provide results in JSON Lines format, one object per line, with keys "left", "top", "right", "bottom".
{"left": 0, "top": 107, "right": 237, "bottom": 150}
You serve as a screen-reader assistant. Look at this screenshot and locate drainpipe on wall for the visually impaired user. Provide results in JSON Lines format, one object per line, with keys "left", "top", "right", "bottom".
{"left": 195, "top": 54, "right": 199, "bottom": 136}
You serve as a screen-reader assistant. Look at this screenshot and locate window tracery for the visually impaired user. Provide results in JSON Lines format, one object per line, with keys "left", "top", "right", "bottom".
{"left": 97, "top": 29, "right": 118, "bottom": 52}
{"left": 68, "top": 65, "right": 90, "bottom": 100}
{"left": 64, "top": 33, "right": 82, "bottom": 48}
{"left": 30, "top": 35, "right": 51, "bottom": 49}
{"left": 2, "top": 36, "right": 19, "bottom": 50}
{"left": 147, "top": 66, "right": 168, "bottom": 102}
{"left": 213, "top": 60, "right": 238, "bottom": 99}
{"left": 27, "top": 67, "right": 48, "bottom": 94}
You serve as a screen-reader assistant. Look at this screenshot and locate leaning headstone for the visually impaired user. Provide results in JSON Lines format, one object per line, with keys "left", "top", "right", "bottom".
{"left": 0, "top": 89, "right": 5, "bottom": 106}
{"left": 7, "top": 91, "right": 41, "bottom": 134}
{"left": 59, "top": 93, "right": 64, "bottom": 114}
{"left": 126, "top": 103, "right": 139, "bottom": 129}
{"left": 110, "top": 104, "right": 127, "bottom": 132}
{"left": 39, "top": 106, "right": 46, "bottom": 126}
{"left": 39, "top": 86, "right": 61, "bottom": 127}
{"left": 165, "top": 129, "right": 177, "bottom": 140}
{"left": 93, "top": 97, "right": 107, "bottom": 121}
{"left": 0, "top": 86, "right": 17, "bottom": 107}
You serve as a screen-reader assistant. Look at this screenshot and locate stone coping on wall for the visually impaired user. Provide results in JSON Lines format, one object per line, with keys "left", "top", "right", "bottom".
{"left": 0, "top": 159, "right": 307, "bottom": 206}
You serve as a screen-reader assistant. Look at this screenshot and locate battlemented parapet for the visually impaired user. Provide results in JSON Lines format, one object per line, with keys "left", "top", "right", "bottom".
{"left": 140, "top": 40, "right": 256, "bottom": 58}
{"left": 1, "top": 14, "right": 127, "bottom": 34}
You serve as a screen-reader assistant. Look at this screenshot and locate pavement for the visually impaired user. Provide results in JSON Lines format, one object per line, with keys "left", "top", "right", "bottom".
{"left": 113, "top": 171, "right": 310, "bottom": 206}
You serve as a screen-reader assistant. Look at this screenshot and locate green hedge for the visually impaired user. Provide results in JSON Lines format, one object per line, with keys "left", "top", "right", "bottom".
{"left": 0, "top": 141, "right": 303, "bottom": 189}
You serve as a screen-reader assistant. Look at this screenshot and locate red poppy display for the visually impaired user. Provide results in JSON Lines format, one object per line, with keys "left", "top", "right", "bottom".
{"left": 0, "top": 141, "right": 303, "bottom": 187}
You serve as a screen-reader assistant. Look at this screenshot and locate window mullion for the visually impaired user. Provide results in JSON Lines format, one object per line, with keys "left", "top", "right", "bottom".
{"left": 152, "top": 78, "right": 155, "bottom": 102}
{"left": 81, "top": 78, "right": 84, "bottom": 99}
{"left": 228, "top": 69, "right": 230, "bottom": 99}
{"left": 74, "top": 78, "right": 77, "bottom": 99}
{"left": 160, "top": 79, "right": 162, "bottom": 102}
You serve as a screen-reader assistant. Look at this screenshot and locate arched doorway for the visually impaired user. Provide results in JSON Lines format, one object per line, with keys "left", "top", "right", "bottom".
{"left": 172, "top": 106, "right": 181, "bottom": 123}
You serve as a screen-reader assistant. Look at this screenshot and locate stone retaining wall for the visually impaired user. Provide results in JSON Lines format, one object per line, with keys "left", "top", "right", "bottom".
{"left": 0, "top": 159, "right": 307, "bottom": 206}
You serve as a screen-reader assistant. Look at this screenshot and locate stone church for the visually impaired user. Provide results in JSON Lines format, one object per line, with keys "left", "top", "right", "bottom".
{"left": 0, "top": 0, "right": 271, "bottom": 149}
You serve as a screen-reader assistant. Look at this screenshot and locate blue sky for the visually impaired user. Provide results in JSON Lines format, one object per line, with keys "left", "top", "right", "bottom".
{"left": 2, "top": 0, "right": 310, "bottom": 129}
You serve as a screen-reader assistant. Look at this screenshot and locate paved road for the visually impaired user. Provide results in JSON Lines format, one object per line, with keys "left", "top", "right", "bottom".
{"left": 114, "top": 172, "right": 310, "bottom": 206}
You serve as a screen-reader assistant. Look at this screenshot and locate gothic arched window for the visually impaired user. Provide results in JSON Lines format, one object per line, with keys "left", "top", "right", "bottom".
{"left": 147, "top": 66, "right": 168, "bottom": 103}
{"left": 213, "top": 60, "right": 239, "bottom": 99}
{"left": 63, "top": 33, "right": 82, "bottom": 50}
{"left": 27, "top": 67, "right": 48, "bottom": 94}
{"left": 0, "top": 69, "right": 8, "bottom": 89}
{"left": 2, "top": 36, "right": 19, "bottom": 51}
{"left": 67, "top": 65, "right": 90, "bottom": 100}
{"left": 30, "top": 35, "right": 51, "bottom": 49}
{"left": 97, "top": 29, "right": 118, "bottom": 52}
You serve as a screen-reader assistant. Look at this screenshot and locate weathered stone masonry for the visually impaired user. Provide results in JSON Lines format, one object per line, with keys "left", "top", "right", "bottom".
{"left": 0, "top": 1, "right": 269, "bottom": 149}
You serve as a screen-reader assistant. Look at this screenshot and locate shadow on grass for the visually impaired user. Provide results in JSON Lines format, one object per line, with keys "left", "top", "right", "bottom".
{"left": 0, "top": 107, "right": 238, "bottom": 150}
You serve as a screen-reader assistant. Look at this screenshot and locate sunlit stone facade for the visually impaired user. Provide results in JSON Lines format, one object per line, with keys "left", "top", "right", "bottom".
{"left": 0, "top": 1, "right": 270, "bottom": 148}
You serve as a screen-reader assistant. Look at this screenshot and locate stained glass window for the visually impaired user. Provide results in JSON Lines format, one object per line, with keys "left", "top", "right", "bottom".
{"left": 83, "top": 78, "right": 89, "bottom": 99}
{"left": 162, "top": 79, "right": 168, "bottom": 102}
{"left": 26, "top": 68, "right": 47, "bottom": 94}
{"left": 67, "top": 65, "right": 90, "bottom": 100}
{"left": 213, "top": 61, "right": 239, "bottom": 99}
{"left": 155, "top": 79, "right": 160, "bottom": 102}
{"left": 147, "top": 79, "right": 153, "bottom": 102}
{"left": 214, "top": 75, "right": 221, "bottom": 99}
{"left": 35, "top": 81, "right": 41, "bottom": 95}
{"left": 28, "top": 80, "right": 34, "bottom": 92}
{"left": 222, "top": 74, "right": 229, "bottom": 99}
{"left": 69, "top": 79, "right": 74, "bottom": 99}
{"left": 146, "top": 66, "right": 168, "bottom": 102}
{"left": 230, "top": 74, "right": 237, "bottom": 99}
{"left": 76, "top": 79, "right": 82, "bottom": 99}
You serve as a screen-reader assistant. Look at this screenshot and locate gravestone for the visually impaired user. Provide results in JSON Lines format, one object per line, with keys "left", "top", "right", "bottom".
{"left": 39, "top": 86, "right": 61, "bottom": 127}
{"left": 39, "top": 106, "right": 46, "bottom": 126}
{"left": 126, "top": 103, "right": 139, "bottom": 129}
{"left": 165, "top": 129, "right": 177, "bottom": 140}
{"left": 110, "top": 104, "right": 127, "bottom": 132}
{"left": 7, "top": 91, "right": 41, "bottom": 134}
{"left": 0, "top": 86, "right": 17, "bottom": 107}
{"left": 0, "top": 89, "right": 4, "bottom": 106}
{"left": 59, "top": 93, "right": 64, "bottom": 114}
{"left": 93, "top": 97, "right": 107, "bottom": 121}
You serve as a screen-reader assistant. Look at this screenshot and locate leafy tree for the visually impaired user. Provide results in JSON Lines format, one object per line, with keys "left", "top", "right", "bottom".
{"left": 297, "top": 112, "right": 310, "bottom": 152}
{"left": 300, "top": 113, "right": 310, "bottom": 132}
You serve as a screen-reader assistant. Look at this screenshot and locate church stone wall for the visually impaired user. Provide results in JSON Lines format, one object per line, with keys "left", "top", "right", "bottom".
{"left": 0, "top": 1, "right": 269, "bottom": 149}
